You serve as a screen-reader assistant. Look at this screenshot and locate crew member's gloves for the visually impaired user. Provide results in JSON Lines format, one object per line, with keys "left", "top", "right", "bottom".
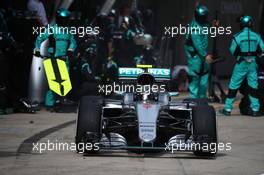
{"left": 67, "top": 50, "right": 74, "bottom": 58}
{"left": 205, "top": 54, "right": 214, "bottom": 64}
{"left": 107, "top": 56, "right": 113, "bottom": 61}
{"left": 107, "top": 57, "right": 117, "bottom": 69}
{"left": 134, "top": 55, "right": 143, "bottom": 65}
{"left": 34, "top": 49, "right": 41, "bottom": 57}
{"left": 81, "top": 63, "right": 92, "bottom": 74}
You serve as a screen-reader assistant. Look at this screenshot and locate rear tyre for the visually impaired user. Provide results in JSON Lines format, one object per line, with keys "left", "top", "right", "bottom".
{"left": 75, "top": 96, "right": 102, "bottom": 153}
{"left": 184, "top": 98, "right": 209, "bottom": 106}
{"left": 192, "top": 105, "right": 218, "bottom": 157}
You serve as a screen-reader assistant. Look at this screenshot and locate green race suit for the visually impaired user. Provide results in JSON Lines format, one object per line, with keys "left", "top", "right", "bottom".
{"left": 35, "top": 24, "right": 76, "bottom": 107}
{"left": 224, "top": 27, "right": 264, "bottom": 112}
{"left": 184, "top": 19, "right": 209, "bottom": 98}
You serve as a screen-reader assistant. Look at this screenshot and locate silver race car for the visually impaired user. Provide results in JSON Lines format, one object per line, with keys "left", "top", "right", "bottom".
{"left": 75, "top": 66, "right": 218, "bottom": 157}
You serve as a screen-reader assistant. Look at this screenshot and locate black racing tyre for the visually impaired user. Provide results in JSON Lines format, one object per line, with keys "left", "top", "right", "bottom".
{"left": 183, "top": 98, "right": 209, "bottom": 106}
{"left": 75, "top": 96, "right": 102, "bottom": 153}
{"left": 192, "top": 105, "right": 218, "bottom": 157}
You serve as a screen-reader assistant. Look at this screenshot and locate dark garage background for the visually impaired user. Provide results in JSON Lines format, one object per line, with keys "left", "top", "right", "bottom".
{"left": 64, "top": 0, "right": 264, "bottom": 77}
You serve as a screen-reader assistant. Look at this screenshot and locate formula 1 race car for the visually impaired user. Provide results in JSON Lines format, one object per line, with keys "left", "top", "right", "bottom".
{"left": 75, "top": 66, "right": 218, "bottom": 157}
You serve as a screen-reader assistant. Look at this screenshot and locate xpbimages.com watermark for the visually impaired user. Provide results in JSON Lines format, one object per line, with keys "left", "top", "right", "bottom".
{"left": 32, "top": 25, "right": 100, "bottom": 37}
{"left": 164, "top": 24, "right": 232, "bottom": 38}
{"left": 32, "top": 140, "right": 99, "bottom": 154}
{"left": 32, "top": 140, "right": 232, "bottom": 154}
{"left": 98, "top": 82, "right": 166, "bottom": 95}
{"left": 165, "top": 141, "right": 232, "bottom": 154}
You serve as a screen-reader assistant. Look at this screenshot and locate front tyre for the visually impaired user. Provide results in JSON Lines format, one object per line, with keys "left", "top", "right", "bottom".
{"left": 75, "top": 96, "right": 102, "bottom": 153}
{"left": 192, "top": 105, "right": 218, "bottom": 157}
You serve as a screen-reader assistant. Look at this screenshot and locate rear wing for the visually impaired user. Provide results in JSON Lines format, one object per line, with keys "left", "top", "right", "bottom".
{"left": 118, "top": 67, "right": 171, "bottom": 81}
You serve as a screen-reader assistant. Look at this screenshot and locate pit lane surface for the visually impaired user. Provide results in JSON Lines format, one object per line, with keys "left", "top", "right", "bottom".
{"left": 0, "top": 104, "right": 263, "bottom": 175}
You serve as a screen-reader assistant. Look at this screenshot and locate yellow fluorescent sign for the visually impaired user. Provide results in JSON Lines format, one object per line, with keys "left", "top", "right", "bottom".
{"left": 43, "top": 59, "right": 72, "bottom": 96}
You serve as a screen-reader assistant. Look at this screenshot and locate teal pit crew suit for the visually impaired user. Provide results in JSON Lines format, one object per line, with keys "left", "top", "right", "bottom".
{"left": 184, "top": 5, "right": 210, "bottom": 98}
{"left": 34, "top": 10, "right": 76, "bottom": 107}
{"left": 223, "top": 16, "right": 264, "bottom": 116}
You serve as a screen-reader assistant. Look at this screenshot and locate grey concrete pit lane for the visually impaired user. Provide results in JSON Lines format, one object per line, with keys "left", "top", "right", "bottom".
{"left": 0, "top": 104, "right": 263, "bottom": 175}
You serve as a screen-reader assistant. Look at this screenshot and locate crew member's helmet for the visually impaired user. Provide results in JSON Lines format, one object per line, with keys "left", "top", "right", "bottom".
{"left": 56, "top": 9, "right": 70, "bottom": 26}
{"left": 195, "top": 4, "right": 209, "bottom": 24}
{"left": 108, "top": 9, "right": 116, "bottom": 18}
{"left": 239, "top": 15, "right": 253, "bottom": 28}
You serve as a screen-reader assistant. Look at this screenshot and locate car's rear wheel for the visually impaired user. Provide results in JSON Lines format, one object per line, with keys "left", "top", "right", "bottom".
{"left": 75, "top": 96, "right": 102, "bottom": 153}
{"left": 183, "top": 98, "right": 209, "bottom": 106}
{"left": 192, "top": 105, "right": 218, "bottom": 157}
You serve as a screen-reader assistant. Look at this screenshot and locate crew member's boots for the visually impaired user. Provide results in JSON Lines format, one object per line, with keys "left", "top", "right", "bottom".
{"left": 219, "top": 109, "right": 231, "bottom": 116}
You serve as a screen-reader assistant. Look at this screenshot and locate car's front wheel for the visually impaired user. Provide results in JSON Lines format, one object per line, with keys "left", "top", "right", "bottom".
{"left": 75, "top": 96, "right": 102, "bottom": 153}
{"left": 192, "top": 105, "right": 218, "bottom": 157}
